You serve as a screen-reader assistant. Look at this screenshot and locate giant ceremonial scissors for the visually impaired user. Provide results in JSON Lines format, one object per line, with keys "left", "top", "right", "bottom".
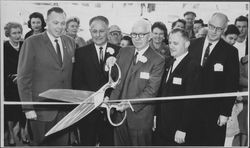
{"left": 39, "top": 61, "right": 127, "bottom": 137}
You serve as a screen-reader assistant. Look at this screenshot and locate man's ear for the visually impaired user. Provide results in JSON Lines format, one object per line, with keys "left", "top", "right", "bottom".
{"left": 185, "top": 40, "right": 190, "bottom": 49}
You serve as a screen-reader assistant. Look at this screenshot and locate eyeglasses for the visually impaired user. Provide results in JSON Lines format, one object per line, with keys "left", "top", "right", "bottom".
{"left": 130, "top": 32, "right": 150, "bottom": 38}
{"left": 208, "top": 23, "right": 224, "bottom": 32}
{"left": 110, "top": 32, "right": 121, "bottom": 36}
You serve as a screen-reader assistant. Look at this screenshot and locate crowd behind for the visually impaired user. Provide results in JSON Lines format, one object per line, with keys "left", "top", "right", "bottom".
{"left": 3, "top": 7, "right": 248, "bottom": 147}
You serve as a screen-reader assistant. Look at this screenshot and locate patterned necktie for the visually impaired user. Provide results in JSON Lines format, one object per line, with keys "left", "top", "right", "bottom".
{"left": 166, "top": 58, "right": 176, "bottom": 82}
{"left": 55, "top": 39, "right": 62, "bottom": 66}
{"left": 99, "top": 47, "right": 103, "bottom": 64}
{"left": 202, "top": 43, "right": 212, "bottom": 66}
{"left": 133, "top": 51, "right": 138, "bottom": 65}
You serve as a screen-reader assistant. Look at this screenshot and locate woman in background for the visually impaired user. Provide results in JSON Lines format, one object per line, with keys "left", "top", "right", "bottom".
{"left": 65, "top": 17, "right": 86, "bottom": 48}
{"left": 120, "top": 35, "right": 133, "bottom": 47}
{"left": 24, "top": 12, "right": 46, "bottom": 39}
{"left": 4, "top": 22, "right": 29, "bottom": 146}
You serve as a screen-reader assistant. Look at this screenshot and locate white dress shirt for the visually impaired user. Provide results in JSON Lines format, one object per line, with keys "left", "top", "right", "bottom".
{"left": 200, "top": 37, "right": 219, "bottom": 66}
{"left": 95, "top": 43, "right": 107, "bottom": 62}
{"left": 47, "top": 31, "right": 64, "bottom": 61}
{"left": 234, "top": 38, "right": 246, "bottom": 60}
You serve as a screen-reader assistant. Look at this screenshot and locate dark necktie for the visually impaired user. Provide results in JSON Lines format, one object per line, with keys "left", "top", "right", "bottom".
{"left": 99, "top": 47, "right": 104, "bottom": 63}
{"left": 202, "top": 43, "right": 212, "bottom": 66}
{"left": 166, "top": 58, "right": 176, "bottom": 82}
{"left": 133, "top": 51, "right": 138, "bottom": 65}
{"left": 55, "top": 39, "right": 62, "bottom": 66}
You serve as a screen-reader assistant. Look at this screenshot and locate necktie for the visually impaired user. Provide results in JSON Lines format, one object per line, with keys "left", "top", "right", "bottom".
{"left": 133, "top": 51, "right": 138, "bottom": 65}
{"left": 166, "top": 58, "right": 176, "bottom": 82}
{"left": 202, "top": 43, "right": 212, "bottom": 66}
{"left": 99, "top": 47, "right": 103, "bottom": 64}
{"left": 55, "top": 39, "right": 62, "bottom": 66}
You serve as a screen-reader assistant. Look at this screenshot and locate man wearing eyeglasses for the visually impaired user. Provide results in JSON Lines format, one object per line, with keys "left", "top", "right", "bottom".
{"left": 108, "top": 19, "right": 165, "bottom": 146}
{"left": 72, "top": 15, "right": 120, "bottom": 146}
{"left": 189, "top": 12, "right": 239, "bottom": 146}
{"left": 108, "top": 25, "right": 123, "bottom": 46}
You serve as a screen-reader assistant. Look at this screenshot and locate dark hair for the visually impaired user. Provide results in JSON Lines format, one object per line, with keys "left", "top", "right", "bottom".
{"left": 194, "top": 19, "right": 204, "bottom": 26}
{"left": 172, "top": 19, "right": 186, "bottom": 29}
{"left": 121, "top": 36, "right": 133, "bottom": 46}
{"left": 152, "top": 21, "right": 168, "bottom": 44}
{"left": 4, "top": 22, "right": 23, "bottom": 37}
{"left": 89, "top": 15, "right": 109, "bottom": 26}
{"left": 224, "top": 24, "right": 240, "bottom": 36}
{"left": 170, "top": 28, "right": 189, "bottom": 41}
{"left": 234, "top": 15, "right": 248, "bottom": 25}
{"left": 184, "top": 11, "right": 196, "bottom": 17}
{"left": 47, "top": 7, "right": 65, "bottom": 17}
{"left": 27, "top": 12, "right": 46, "bottom": 29}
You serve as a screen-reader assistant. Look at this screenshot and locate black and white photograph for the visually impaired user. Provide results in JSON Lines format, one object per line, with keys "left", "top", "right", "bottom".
{"left": 0, "top": 0, "right": 249, "bottom": 147}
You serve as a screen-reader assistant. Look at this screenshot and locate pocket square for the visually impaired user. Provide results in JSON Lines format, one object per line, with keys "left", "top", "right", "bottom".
{"left": 214, "top": 63, "right": 223, "bottom": 72}
{"left": 173, "top": 77, "right": 182, "bottom": 85}
{"left": 140, "top": 72, "right": 150, "bottom": 79}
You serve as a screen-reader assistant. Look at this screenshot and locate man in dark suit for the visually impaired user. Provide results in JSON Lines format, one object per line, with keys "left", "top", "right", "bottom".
{"left": 72, "top": 16, "right": 120, "bottom": 146}
{"left": 109, "top": 19, "right": 165, "bottom": 146}
{"left": 17, "top": 7, "right": 76, "bottom": 145}
{"left": 155, "top": 28, "right": 202, "bottom": 146}
{"left": 189, "top": 12, "right": 239, "bottom": 146}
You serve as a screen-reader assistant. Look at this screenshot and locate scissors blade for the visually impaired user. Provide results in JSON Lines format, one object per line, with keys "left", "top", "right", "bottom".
{"left": 39, "top": 89, "right": 94, "bottom": 103}
{"left": 45, "top": 90, "right": 105, "bottom": 136}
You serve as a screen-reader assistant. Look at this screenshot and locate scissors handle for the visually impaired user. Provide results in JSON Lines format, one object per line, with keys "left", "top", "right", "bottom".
{"left": 102, "top": 103, "right": 127, "bottom": 126}
{"left": 108, "top": 62, "right": 121, "bottom": 88}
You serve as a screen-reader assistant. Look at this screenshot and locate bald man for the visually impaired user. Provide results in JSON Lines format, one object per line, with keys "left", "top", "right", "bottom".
{"left": 109, "top": 19, "right": 165, "bottom": 146}
{"left": 189, "top": 13, "right": 239, "bottom": 146}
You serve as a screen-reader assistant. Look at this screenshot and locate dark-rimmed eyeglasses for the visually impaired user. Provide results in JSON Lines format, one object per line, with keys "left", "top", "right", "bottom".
{"left": 208, "top": 23, "right": 224, "bottom": 32}
{"left": 130, "top": 32, "right": 150, "bottom": 38}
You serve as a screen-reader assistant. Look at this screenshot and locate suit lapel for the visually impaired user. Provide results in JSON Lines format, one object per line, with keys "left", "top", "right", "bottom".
{"left": 42, "top": 32, "right": 61, "bottom": 66}
{"left": 131, "top": 46, "right": 152, "bottom": 75}
{"left": 90, "top": 43, "right": 102, "bottom": 73}
{"left": 61, "top": 36, "right": 71, "bottom": 68}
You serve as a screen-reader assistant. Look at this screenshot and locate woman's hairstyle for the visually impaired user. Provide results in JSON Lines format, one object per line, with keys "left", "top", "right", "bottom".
{"left": 171, "top": 19, "right": 186, "bottom": 29}
{"left": 27, "top": 12, "right": 46, "bottom": 29}
{"left": 4, "top": 22, "right": 23, "bottom": 37}
{"left": 66, "top": 17, "right": 80, "bottom": 29}
{"left": 152, "top": 21, "right": 169, "bottom": 44}
{"left": 224, "top": 24, "right": 240, "bottom": 36}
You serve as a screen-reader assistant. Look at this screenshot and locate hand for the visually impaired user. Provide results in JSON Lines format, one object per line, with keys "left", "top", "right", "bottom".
{"left": 217, "top": 115, "right": 228, "bottom": 126}
{"left": 116, "top": 101, "right": 130, "bottom": 112}
{"left": 25, "top": 110, "right": 37, "bottom": 120}
{"left": 174, "top": 130, "right": 186, "bottom": 144}
{"left": 236, "top": 96, "right": 243, "bottom": 101}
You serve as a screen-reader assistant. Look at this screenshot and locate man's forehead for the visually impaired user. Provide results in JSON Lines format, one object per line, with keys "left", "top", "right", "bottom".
{"left": 90, "top": 20, "right": 108, "bottom": 28}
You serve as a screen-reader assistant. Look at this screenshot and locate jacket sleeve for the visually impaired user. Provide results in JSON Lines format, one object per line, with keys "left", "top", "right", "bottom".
{"left": 17, "top": 38, "right": 35, "bottom": 111}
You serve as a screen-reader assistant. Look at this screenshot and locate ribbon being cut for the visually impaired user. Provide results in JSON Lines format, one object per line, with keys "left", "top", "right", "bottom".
{"left": 4, "top": 60, "right": 248, "bottom": 137}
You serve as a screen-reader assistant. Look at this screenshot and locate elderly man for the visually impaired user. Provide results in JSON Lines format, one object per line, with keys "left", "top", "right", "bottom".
{"left": 17, "top": 7, "right": 76, "bottom": 145}
{"left": 72, "top": 16, "right": 120, "bottom": 146}
{"left": 108, "top": 25, "right": 122, "bottom": 45}
{"left": 109, "top": 19, "right": 165, "bottom": 146}
{"left": 189, "top": 12, "right": 239, "bottom": 146}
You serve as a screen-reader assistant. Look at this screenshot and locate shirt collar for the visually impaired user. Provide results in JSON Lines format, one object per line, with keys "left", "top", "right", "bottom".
{"left": 47, "top": 31, "right": 61, "bottom": 43}
{"left": 95, "top": 43, "right": 108, "bottom": 51}
{"left": 135, "top": 45, "right": 149, "bottom": 55}
{"left": 204, "top": 36, "right": 219, "bottom": 51}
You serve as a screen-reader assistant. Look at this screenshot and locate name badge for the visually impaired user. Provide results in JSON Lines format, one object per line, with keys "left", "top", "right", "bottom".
{"left": 214, "top": 63, "right": 223, "bottom": 72}
{"left": 140, "top": 72, "right": 150, "bottom": 79}
{"left": 173, "top": 77, "right": 182, "bottom": 85}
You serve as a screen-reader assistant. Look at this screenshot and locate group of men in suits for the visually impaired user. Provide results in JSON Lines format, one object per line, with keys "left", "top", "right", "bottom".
{"left": 17, "top": 6, "right": 240, "bottom": 146}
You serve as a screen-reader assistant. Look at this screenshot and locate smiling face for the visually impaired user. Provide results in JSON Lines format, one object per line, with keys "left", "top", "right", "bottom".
{"left": 169, "top": 32, "right": 189, "bottom": 58}
{"left": 89, "top": 20, "right": 108, "bottom": 46}
{"left": 46, "top": 11, "right": 66, "bottom": 38}
{"left": 152, "top": 27, "right": 165, "bottom": 44}
{"left": 30, "top": 17, "right": 42, "bottom": 32}
{"left": 131, "top": 21, "right": 151, "bottom": 50}
{"left": 235, "top": 21, "right": 248, "bottom": 38}
{"left": 66, "top": 21, "right": 79, "bottom": 35}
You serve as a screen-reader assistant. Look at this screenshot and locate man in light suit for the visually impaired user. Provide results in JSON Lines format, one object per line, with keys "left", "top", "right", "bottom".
{"left": 72, "top": 16, "right": 120, "bottom": 146}
{"left": 17, "top": 7, "right": 76, "bottom": 145}
{"left": 109, "top": 19, "right": 165, "bottom": 146}
{"left": 155, "top": 28, "right": 202, "bottom": 146}
{"left": 189, "top": 12, "right": 239, "bottom": 146}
